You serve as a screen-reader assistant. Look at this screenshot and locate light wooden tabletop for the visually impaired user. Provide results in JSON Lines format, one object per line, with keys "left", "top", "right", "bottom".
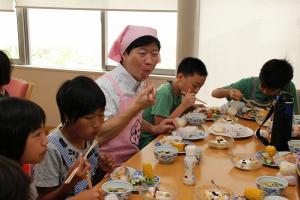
{"left": 100, "top": 119, "right": 299, "bottom": 200}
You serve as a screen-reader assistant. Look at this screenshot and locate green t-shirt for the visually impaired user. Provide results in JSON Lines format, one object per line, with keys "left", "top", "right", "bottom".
{"left": 224, "top": 77, "right": 299, "bottom": 114}
{"left": 139, "top": 81, "right": 182, "bottom": 149}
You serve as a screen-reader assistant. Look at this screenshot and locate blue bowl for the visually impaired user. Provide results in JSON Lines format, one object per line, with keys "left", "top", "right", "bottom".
{"left": 256, "top": 176, "right": 288, "bottom": 196}
{"left": 154, "top": 145, "right": 178, "bottom": 164}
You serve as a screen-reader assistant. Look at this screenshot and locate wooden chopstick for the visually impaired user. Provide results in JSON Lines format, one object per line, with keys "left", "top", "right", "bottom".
{"left": 64, "top": 140, "right": 98, "bottom": 184}
{"left": 195, "top": 97, "right": 207, "bottom": 105}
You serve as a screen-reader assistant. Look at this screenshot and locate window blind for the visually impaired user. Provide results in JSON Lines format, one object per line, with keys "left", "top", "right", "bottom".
{"left": 15, "top": 0, "right": 177, "bottom": 12}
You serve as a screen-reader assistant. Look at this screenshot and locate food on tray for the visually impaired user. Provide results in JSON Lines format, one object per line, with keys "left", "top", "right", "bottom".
{"left": 265, "top": 145, "right": 277, "bottom": 157}
{"left": 108, "top": 187, "right": 129, "bottom": 193}
{"left": 237, "top": 106, "right": 262, "bottom": 120}
{"left": 209, "top": 122, "right": 253, "bottom": 138}
{"left": 204, "top": 189, "right": 230, "bottom": 200}
{"left": 143, "top": 163, "right": 154, "bottom": 179}
{"left": 260, "top": 181, "right": 284, "bottom": 187}
{"left": 233, "top": 157, "right": 262, "bottom": 170}
{"left": 143, "top": 187, "right": 171, "bottom": 200}
{"left": 175, "top": 126, "right": 199, "bottom": 138}
{"left": 160, "top": 135, "right": 183, "bottom": 145}
{"left": 110, "top": 166, "right": 131, "bottom": 181}
{"left": 260, "top": 151, "right": 275, "bottom": 165}
{"left": 244, "top": 188, "right": 264, "bottom": 200}
{"left": 171, "top": 141, "right": 185, "bottom": 152}
{"left": 193, "top": 107, "right": 221, "bottom": 120}
{"left": 211, "top": 136, "right": 228, "bottom": 144}
{"left": 277, "top": 152, "right": 298, "bottom": 164}
{"left": 174, "top": 117, "right": 187, "bottom": 128}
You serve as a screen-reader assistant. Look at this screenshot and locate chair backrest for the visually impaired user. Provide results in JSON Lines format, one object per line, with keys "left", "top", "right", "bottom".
{"left": 3, "top": 77, "right": 34, "bottom": 99}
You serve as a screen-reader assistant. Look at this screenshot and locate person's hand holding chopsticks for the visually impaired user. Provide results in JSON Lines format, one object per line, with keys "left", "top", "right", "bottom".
{"left": 64, "top": 154, "right": 91, "bottom": 185}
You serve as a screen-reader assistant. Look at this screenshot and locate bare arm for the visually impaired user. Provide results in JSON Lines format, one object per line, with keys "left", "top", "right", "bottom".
{"left": 142, "top": 118, "right": 175, "bottom": 136}
{"left": 212, "top": 88, "right": 231, "bottom": 98}
{"left": 38, "top": 157, "right": 90, "bottom": 200}
{"left": 212, "top": 88, "right": 243, "bottom": 101}
{"left": 97, "top": 83, "right": 156, "bottom": 145}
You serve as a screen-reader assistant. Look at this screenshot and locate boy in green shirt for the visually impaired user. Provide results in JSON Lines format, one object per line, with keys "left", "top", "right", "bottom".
{"left": 139, "top": 57, "right": 208, "bottom": 149}
{"left": 212, "top": 59, "right": 298, "bottom": 114}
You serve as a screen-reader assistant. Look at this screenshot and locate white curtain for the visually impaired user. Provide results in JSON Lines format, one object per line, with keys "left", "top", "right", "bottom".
{"left": 197, "top": 0, "right": 300, "bottom": 106}
{"left": 0, "top": 0, "right": 14, "bottom": 12}
{"left": 15, "top": 0, "right": 177, "bottom": 11}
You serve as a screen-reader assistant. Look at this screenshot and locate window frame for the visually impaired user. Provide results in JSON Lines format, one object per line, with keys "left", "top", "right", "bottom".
{"left": 11, "top": 8, "right": 176, "bottom": 75}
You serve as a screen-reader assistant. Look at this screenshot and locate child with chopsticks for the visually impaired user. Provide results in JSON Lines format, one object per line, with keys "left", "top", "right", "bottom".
{"left": 140, "top": 57, "right": 208, "bottom": 149}
{"left": 0, "top": 97, "right": 105, "bottom": 200}
{"left": 34, "top": 76, "right": 115, "bottom": 199}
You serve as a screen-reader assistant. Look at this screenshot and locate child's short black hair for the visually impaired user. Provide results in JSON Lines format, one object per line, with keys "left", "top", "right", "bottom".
{"left": 0, "top": 97, "right": 46, "bottom": 162}
{"left": 0, "top": 50, "right": 13, "bottom": 85}
{"left": 124, "top": 35, "right": 161, "bottom": 55}
{"left": 177, "top": 57, "right": 208, "bottom": 77}
{"left": 259, "top": 59, "right": 293, "bottom": 89}
{"left": 0, "top": 155, "right": 31, "bottom": 200}
{"left": 56, "top": 76, "right": 106, "bottom": 124}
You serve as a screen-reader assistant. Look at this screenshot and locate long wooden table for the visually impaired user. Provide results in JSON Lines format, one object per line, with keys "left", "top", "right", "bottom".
{"left": 101, "top": 119, "right": 298, "bottom": 200}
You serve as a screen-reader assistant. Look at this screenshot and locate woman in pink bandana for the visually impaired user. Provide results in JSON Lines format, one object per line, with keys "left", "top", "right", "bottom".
{"left": 95, "top": 25, "right": 174, "bottom": 166}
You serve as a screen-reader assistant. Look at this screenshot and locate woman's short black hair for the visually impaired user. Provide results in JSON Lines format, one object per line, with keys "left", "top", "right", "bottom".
{"left": 124, "top": 35, "right": 161, "bottom": 55}
{"left": 56, "top": 76, "right": 106, "bottom": 124}
{"left": 0, "top": 50, "right": 13, "bottom": 85}
{"left": 0, "top": 155, "right": 31, "bottom": 200}
{"left": 259, "top": 59, "right": 293, "bottom": 89}
{"left": 0, "top": 97, "right": 46, "bottom": 162}
{"left": 177, "top": 57, "right": 208, "bottom": 77}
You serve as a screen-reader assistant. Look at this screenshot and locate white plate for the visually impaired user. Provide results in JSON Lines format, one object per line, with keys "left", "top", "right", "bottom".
{"left": 172, "top": 130, "right": 207, "bottom": 140}
{"left": 264, "top": 196, "right": 288, "bottom": 200}
{"left": 207, "top": 122, "right": 254, "bottom": 138}
{"left": 273, "top": 151, "right": 298, "bottom": 165}
{"left": 110, "top": 166, "right": 136, "bottom": 182}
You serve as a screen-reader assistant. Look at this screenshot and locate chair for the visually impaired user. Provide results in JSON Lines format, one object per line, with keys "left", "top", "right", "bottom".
{"left": 4, "top": 77, "right": 34, "bottom": 99}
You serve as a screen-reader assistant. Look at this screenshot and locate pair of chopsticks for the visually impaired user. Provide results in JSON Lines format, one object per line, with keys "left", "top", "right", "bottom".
{"left": 64, "top": 140, "right": 98, "bottom": 184}
{"left": 195, "top": 97, "right": 207, "bottom": 105}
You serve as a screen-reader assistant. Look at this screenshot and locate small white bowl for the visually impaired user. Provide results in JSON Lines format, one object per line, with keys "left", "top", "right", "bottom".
{"left": 256, "top": 176, "right": 288, "bottom": 196}
{"left": 102, "top": 180, "right": 133, "bottom": 200}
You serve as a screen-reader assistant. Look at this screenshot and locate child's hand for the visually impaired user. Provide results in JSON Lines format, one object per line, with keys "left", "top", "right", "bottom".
{"left": 229, "top": 88, "right": 243, "bottom": 101}
{"left": 68, "top": 186, "right": 104, "bottom": 200}
{"left": 181, "top": 88, "right": 196, "bottom": 109}
{"left": 153, "top": 118, "right": 175, "bottom": 135}
{"left": 99, "top": 154, "right": 116, "bottom": 172}
{"left": 66, "top": 155, "right": 91, "bottom": 185}
{"left": 134, "top": 79, "right": 156, "bottom": 110}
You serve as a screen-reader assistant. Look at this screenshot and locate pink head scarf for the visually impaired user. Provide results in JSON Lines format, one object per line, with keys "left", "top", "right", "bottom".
{"left": 108, "top": 25, "right": 159, "bottom": 63}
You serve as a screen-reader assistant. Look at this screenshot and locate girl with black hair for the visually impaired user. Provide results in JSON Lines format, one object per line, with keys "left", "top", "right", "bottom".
{"left": 0, "top": 97, "right": 104, "bottom": 200}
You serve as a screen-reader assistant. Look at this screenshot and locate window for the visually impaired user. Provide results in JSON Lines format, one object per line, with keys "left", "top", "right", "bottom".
{"left": 197, "top": 0, "right": 300, "bottom": 105}
{"left": 107, "top": 11, "right": 177, "bottom": 71}
{"left": 28, "top": 9, "right": 102, "bottom": 71}
{"left": 0, "top": 11, "right": 19, "bottom": 59}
